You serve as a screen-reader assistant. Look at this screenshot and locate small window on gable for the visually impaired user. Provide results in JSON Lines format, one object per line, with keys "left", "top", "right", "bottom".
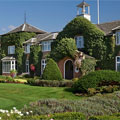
{"left": 24, "top": 44, "right": 30, "bottom": 54}
{"left": 116, "top": 32, "right": 120, "bottom": 45}
{"left": 8, "top": 45, "right": 15, "bottom": 54}
{"left": 75, "top": 36, "right": 84, "bottom": 48}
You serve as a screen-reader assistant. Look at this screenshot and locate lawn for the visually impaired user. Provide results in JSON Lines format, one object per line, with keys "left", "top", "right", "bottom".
{"left": 0, "top": 83, "right": 82, "bottom": 110}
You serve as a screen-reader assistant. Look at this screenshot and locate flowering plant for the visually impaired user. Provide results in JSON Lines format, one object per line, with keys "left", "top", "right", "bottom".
{"left": 10, "top": 70, "right": 17, "bottom": 78}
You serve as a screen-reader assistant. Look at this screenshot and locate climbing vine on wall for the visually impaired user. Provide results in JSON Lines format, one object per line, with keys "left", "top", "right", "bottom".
{"left": 0, "top": 32, "right": 36, "bottom": 74}
{"left": 29, "top": 45, "right": 43, "bottom": 76}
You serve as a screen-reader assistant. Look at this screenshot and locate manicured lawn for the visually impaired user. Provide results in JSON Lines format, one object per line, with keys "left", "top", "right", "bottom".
{"left": 0, "top": 83, "right": 82, "bottom": 110}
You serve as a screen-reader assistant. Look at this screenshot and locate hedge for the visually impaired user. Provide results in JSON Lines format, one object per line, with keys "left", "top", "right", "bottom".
{"left": 73, "top": 70, "right": 120, "bottom": 93}
{"left": 21, "top": 112, "right": 86, "bottom": 120}
{"left": 42, "top": 58, "right": 62, "bottom": 80}
{"left": 27, "top": 79, "right": 73, "bottom": 87}
{"left": 89, "top": 116, "right": 120, "bottom": 120}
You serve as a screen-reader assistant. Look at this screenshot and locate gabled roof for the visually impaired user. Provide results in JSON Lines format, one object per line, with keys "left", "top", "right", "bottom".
{"left": 96, "top": 20, "right": 120, "bottom": 35}
{"left": 36, "top": 32, "right": 58, "bottom": 43}
{"left": 1, "top": 56, "right": 15, "bottom": 61}
{"left": 77, "top": 1, "right": 90, "bottom": 8}
{"left": 3, "top": 23, "right": 47, "bottom": 35}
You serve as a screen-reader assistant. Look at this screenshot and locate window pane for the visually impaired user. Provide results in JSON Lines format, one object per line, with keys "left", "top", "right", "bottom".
{"left": 117, "top": 57, "right": 120, "bottom": 62}
{"left": 8, "top": 46, "right": 15, "bottom": 54}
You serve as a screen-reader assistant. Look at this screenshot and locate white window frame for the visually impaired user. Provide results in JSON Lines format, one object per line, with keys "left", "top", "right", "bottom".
{"left": 24, "top": 44, "right": 30, "bottom": 54}
{"left": 41, "top": 59, "right": 46, "bottom": 74}
{"left": 26, "top": 60, "right": 29, "bottom": 73}
{"left": 8, "top": 45, "right": 15, "bottom": 54}
{"left": 75, "top": 67, "right": 79, "bottom": 73}
{"left": 42, "top": 41, "right": 52, "bottom": 52}
{"left": 116, "top": 32, "right": 120, "bottom": 45}
{"left": 2, "top": 60, "right": 16, "bottom": 73}
{"left": 75, "top": 36, "right": 84, "bottom": 49}
{"left": 116, "top": 56, "right": 120, "bottom": 71}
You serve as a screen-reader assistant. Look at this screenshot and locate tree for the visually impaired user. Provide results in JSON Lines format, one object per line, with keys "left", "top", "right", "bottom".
{"left": 50, "top": 38, "right": 77, "bottom": 62}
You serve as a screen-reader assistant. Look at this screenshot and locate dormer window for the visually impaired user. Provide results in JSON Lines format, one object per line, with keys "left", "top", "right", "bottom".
{"left": 42, "top": 41, "right": 52, "bottom": 52}
{"left": 75, "top": 36, "right": 84, "bottom": 48}
{"left": 116, "top": 32, "right": 120, "bottom": 45}
{"left": 24, "top": 44, "right": 30, "bottom": 54}
{"left": 8, "top": 45, "right": 15, "bottom": 54}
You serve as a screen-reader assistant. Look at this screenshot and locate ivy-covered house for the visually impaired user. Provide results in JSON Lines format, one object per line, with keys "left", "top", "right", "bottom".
{"left": 1, "top": 0, "right": 120, "bottom": 79}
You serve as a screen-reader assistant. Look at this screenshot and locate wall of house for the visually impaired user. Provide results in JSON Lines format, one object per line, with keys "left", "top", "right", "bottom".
{"left": 57, "top": 56, "right": 81, "bottom": 79}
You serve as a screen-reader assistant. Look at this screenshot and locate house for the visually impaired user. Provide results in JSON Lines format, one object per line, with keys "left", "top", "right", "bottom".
{"left": 1, "top": 0, "right": 120, "bottom": 79}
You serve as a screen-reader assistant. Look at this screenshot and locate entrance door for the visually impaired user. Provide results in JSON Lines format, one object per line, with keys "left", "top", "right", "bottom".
{"left": 65, "top": 60, "right": 73, "bottom": 79}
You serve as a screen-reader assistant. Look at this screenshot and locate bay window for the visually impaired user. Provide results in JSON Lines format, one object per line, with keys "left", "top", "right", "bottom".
{"left": 2, "top": 60, "right": 16, "bottom": 73}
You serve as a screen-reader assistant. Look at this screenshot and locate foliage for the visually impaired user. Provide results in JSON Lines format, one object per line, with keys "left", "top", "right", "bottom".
{"left": 50, "top": 38, "right": 77, "bottom": 62}
{"left": 89, "top": 115, "right": 120, "bottom": 120}
{"left": 42, "top": 58, "right": 62, "bottom": 80}
{"left": 81, "top": 58, "right": 96, "bottom": 75}
{"left": 54, "top": 17, "right": 106, "bottom": 64}
{"left": 0, "top": 32, "right": 36, "bottom": 74}
{"left": 22, "top": 91, "right": 120, "bottom": 117}
{"left": 29, "top": 45, "right": 42, "bottom": 76}
{"left": 73, "top": 70, "right": 120, "bottom": 93}
{"left": 27, "top": 79, "right": 73, "bottom": 87}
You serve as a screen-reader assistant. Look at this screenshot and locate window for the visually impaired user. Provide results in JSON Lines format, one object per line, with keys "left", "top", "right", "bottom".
{"left": 26, "top": 60, "right": 29, "bottom": 73}
{"left": 116, "top": 56, "right": 120, "bottom": 71}
{"left": 41, "top": 59, "right": 46, "bottom": 74}
{"left": 116, "top": 32, "right": 120, "bottom": 45}
{"left": 42, "top": 41, "right": 51, "bottom": 52}
{"left": 2, "top": 60, "right": 15, "bottom": 73}
{"left": 24, "top": 44, "right": 30, "bottom": 53}
{"left": 8, "top": 46, "right": 15, "bottom": 54}
{"left": 75, "top": 67, "right": 79, "bottom": 73}
{"left": 75, "top": 36, "right": 84, "bottom": 48}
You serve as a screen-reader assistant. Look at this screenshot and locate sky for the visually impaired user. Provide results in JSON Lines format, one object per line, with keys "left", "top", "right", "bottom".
{"left": 0, "top": 0, "right": 120, "bottom": 34}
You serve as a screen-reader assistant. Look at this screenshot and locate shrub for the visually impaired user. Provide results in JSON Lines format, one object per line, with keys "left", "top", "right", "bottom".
{"left": 89, "top": 116, "right": 120, "bottom": 120}
{"left": 81, "top": 58, "right": 96, "bottom": 75}
{"left": 42, "top": 59, "right": 62, "bottom": 80}
{"left": 50, "top": 38, "right": 77, "bottom": 62}
{"left": 27, "top": 79, "right": 73, "bottom": 87}
{"left": 73, "top": 70, "right": 120, "bottom": 93}
{"left": 22, "top": 91, "right": 120, "bottom": 117}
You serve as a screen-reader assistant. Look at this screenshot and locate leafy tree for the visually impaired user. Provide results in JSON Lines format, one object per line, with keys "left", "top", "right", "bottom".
{"left": 50, "top": 38, "right": 77, "bottom": 62}
{"left": 42, "top": 58, "right": 62, "bottom": 80}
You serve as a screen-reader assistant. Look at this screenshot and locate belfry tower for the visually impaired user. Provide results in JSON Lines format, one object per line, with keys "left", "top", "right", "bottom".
{"left": 76, "top": 0, "right": 91, "bottom": 21}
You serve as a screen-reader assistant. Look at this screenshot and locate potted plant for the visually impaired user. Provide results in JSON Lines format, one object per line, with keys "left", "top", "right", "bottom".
{"left": 10, "top": 70, "right": 17, "bottom": 78}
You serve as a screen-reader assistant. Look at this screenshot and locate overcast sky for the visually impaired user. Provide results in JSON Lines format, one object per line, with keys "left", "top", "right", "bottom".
{"left": 0, "top": 0, "right": 120, "bottom": 34}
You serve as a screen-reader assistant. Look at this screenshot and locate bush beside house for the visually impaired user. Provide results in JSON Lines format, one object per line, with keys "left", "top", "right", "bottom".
{"left": 50, "top": 38, "right": 77, "bottom": 62}
{"left": 73, "top": 70, "right": 120, "bottom": 93}
{"left": 42, "top": 59, "right": 62, "bottom": 80}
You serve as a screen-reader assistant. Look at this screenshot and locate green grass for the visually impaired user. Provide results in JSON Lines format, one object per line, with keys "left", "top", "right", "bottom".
{"left": 0, "top": 83, "right": 82, "bottom": 110}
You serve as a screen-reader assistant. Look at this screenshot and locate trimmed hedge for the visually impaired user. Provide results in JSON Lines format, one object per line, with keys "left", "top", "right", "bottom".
{"left": 27, "top": 79, "right": 73, "bottom": 87}
{"left": 89, "top": 116, "right": 120, "bottom": 120}
{"left": 73, "top": 70, "right": 120, "bottom": 93}
{"left": 42, "top": 58, "right": 62, "bottom": 80}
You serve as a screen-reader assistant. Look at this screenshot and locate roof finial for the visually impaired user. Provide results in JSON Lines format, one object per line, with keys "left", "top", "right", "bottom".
{"left": 24, "top": 11, "right": 27, "bottom": 24}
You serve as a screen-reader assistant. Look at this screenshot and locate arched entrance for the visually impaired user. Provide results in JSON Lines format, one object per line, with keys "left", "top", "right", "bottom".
{"left": 64, "top": 60, "right": 73, "bottom": 79}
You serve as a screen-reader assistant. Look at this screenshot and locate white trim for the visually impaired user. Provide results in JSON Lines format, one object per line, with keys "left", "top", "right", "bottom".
{"left": 64, "top": 59, "right": 73, "bottom": 79}
{"left": 112, "top": 26, "right": 120, "bottom": 31}
{"left": 22, "top": 24, "right": 26, "bottom": 31}
{"left": 41, "top": 59, "right": 46, "bottom": 74}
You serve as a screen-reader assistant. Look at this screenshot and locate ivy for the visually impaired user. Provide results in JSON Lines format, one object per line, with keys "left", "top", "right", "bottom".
{"left": 0, "top": 32, "right": 36, "bottom": 74}
{"left": 50, "top": 38, "right": 77, "bottom": 62}
{"left": 29, "top": 45, "right": 42, "bottom": 76}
